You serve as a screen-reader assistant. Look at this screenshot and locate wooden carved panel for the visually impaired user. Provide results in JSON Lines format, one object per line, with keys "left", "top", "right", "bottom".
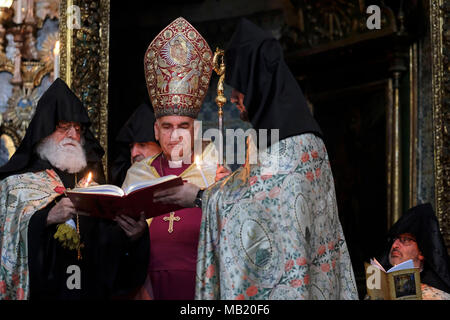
{"left": 430, "top": 0, "right": 450, "bottom": 248}
{"left": 60, "top": 0, "right": 109, "bottom": 180}
{"left": 284, "top": 0, "right": 397, "bottom": 54}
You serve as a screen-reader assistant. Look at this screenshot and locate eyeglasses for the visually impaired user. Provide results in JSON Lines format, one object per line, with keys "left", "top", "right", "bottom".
{"left": 393, "top": 235, "right": 417, "bottom": 246}
{"left": 56, "top": 122, "right": 83, "bottom": 135}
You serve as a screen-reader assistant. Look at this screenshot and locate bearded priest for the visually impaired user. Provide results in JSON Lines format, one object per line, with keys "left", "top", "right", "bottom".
{"left": 0, "top": 79, "right": 149, "bottom": 300}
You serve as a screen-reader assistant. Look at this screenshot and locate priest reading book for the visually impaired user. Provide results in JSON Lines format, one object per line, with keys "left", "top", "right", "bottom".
{"left": 67, "top": 175, "right": 183, "bottom": 220}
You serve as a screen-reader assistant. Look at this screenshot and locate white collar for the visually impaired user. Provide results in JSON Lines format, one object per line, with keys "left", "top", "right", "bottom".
{"left": 168, "top": 159, "right": 183, "bottom": 168}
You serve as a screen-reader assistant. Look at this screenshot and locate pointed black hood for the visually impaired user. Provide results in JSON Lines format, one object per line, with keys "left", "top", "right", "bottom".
{"left": 110, "top": 103, "right": 157, "bottom": 186}
{"left": 0, "top": 78, "right": 104, "bottom": 180}
{"left": 377, "top": 203, "right": 450, "bottom": 293}
{"left": 224, "top": 18, "right": 322, "bottom": 147}
{"left": 115, "top": 103, "right": 156, "bottom": 144}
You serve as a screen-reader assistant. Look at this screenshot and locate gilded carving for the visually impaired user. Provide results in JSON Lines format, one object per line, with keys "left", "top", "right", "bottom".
{"left": 0, "top": 1, "right": 58, "bottom": 146}
{"left": 430, "top": 0, "right": 450, "bottom": 247}
{"left": 59, "top": 0, "right": 109, "bottom": 180}
{"left": 284, "top": 0, "right": 397, "bottom": 52}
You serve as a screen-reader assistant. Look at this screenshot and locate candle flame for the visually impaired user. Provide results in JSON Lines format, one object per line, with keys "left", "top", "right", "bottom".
{"left": 195, "top": 156, "right": 209, "bottom": 188}
{"left": 86, "top": 172, "right": 92, "bottom": 185}
{"left": 53, "top": 41, "right": 60, "bottom": 56}
{"left": 195, "top": 155, "right": 201, "bottom": 168}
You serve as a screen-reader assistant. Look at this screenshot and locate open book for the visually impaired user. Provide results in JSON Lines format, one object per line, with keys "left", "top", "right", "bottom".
{"left": 66, "top": 175, "right": 184, "bottom": 220}
{"left": 364, "top": 258, "right": 422, "bottom": 300}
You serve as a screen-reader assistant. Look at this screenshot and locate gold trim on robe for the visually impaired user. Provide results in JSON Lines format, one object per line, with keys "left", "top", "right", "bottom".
{"left": 121, "top": 141, "right": 219, "bottom": 226}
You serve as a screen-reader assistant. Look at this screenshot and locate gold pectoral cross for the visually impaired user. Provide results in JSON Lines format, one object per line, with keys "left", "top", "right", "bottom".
{"left": 163, "top": 212, "right": 180, "bottom": 233}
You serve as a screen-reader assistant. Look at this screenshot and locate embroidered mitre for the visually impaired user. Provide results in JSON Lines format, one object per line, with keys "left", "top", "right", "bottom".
{"left": 144, "top": 17, "right": 213, "bottom": 119}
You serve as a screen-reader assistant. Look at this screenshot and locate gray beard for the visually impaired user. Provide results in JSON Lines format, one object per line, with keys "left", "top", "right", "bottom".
{"left": 36, "top": 136, "right": 87, "bottom": 173}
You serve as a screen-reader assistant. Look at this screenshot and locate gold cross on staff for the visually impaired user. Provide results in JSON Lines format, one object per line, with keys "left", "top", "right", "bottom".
{"left": 163, "top": 212, "right": 180, "bottom": 233}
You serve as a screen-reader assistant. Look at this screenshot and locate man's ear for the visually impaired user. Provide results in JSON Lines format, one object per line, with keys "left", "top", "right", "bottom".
{"left": 417, "top": 251, "right": 425, "bottom": 270}
{"left": 418, "top": 251, "right": 425, "bottom": 262}
{"left": 238, "top": 92, "right": 246, "bottom": 110}
{"left": 154, "top": 121, "right": 160, "bottom": 141}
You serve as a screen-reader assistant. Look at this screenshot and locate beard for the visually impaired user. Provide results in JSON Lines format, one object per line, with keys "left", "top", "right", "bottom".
{"left": 36, "top": 136, "right": 87, "bottom": 173}
{"left": 132, "top": 154, "right": 145, "bottom": 164}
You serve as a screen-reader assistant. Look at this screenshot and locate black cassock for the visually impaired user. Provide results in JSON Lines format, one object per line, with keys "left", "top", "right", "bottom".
{"left": 26, "top": 159, "right": 149, "bottom": 300}
{"left": 0, "top": 79, "right": 149, "bottom": 299}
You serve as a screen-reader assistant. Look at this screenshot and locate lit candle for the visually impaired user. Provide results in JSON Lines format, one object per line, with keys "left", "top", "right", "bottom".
{"left": 53, "top": 40, "right": 60, "bottom": 81}
{"left": 84, "top": 172, "right": 92, "bottom": 187}
{"left": 12, "top": 0, "right": 22, "bottom": 23}
{"left": 195, "top": 156, "right": 209, "bottom": 188}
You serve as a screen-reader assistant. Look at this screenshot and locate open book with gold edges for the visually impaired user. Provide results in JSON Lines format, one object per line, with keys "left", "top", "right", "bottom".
{"left": 66, "top": 175, "right": 183, "bottom": 219}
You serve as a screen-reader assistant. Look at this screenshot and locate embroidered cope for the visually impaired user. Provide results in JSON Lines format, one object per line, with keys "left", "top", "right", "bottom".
{"left": 195, "top": 134, "right": 358, "bottom": 300}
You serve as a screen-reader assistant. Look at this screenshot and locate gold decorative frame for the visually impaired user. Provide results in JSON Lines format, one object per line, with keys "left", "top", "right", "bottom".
{"left": 59, "top": 0, "right": 110, "bottom": 181}
{"left": 430, "top": 0, "right": 450, "bottom": 248}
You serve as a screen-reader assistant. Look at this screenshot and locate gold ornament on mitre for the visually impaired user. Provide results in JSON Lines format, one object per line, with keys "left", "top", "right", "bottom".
{"left": 144, "top": 17, "right": 213, "bottom": 118}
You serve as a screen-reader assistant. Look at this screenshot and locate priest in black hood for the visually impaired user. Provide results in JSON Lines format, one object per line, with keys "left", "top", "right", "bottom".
{"left": 374, "top": 203, "right": 450, "bottom": 299}
{"left": 153, "top": 18, "right": 358, "bottom": 299}
{"left": 110, "top": 103, "right": 160, "bottom": 186}
{"left": 0, "top": 78, "right": 149, "bottom": 300}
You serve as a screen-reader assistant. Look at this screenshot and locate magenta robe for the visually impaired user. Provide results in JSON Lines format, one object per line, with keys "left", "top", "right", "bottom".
{"left": 148, "top": 154, "right": 202, "bottom": 300}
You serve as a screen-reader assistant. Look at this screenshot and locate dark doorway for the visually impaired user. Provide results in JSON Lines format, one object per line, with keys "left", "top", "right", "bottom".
{"left": 313, "top": 81, "right": 389, "bottom": 297}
